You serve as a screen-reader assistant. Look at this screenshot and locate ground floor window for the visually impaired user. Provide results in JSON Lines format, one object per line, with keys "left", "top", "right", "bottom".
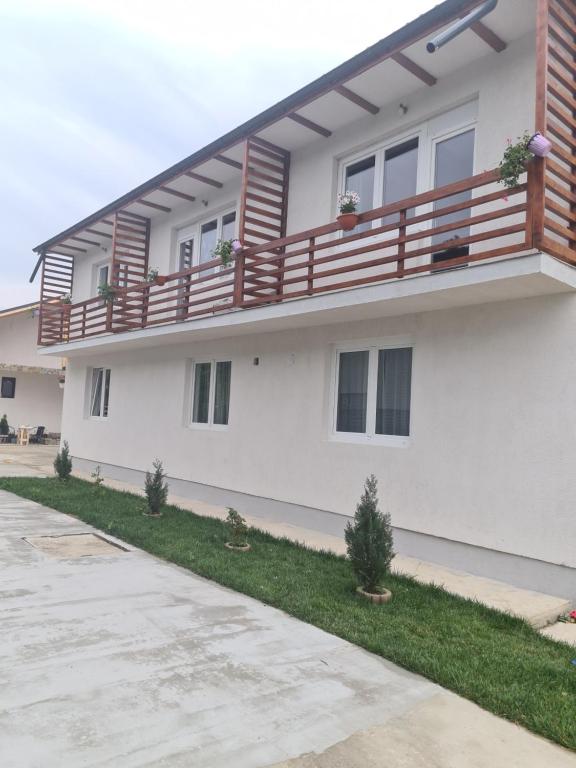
{"left": 90, "top": 368, "right": 111, "bottom": 418}
{"left": 334, "top": 345, "right": 412, "bottom": 439}
{"left": 190, "top": 360, "right": 231, "bottom": 427}
{"left": 1, "top": 377, "right": 16, "bottom": 398}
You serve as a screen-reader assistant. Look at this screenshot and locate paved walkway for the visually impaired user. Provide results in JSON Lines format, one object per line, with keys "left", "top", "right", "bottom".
{"left": 1, "top": 489, "right": 575, "bottom": 768}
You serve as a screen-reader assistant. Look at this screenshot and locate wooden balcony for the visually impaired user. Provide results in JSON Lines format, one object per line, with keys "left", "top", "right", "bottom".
{"left": 38, "top": 166, "right": 560, "bottom": 347}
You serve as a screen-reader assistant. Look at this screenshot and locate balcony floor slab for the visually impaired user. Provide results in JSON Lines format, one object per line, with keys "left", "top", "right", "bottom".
{"left": 39, "top": 253, "right": 576, "bottom": 356}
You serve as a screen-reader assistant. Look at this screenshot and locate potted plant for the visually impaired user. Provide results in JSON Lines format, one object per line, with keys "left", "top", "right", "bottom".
{"left": 97, "top": 282, "right": 117, "bottom": 304}
{"left": 212, "top": 239, "right": 243, "bottom": 268}
{"left": 499, "top": 131, "right": 553, "bottom": 190}
{"left": 336, "top": 191, "right": 361, "bottom": 230}
{"left": 59, "top": 294, "right": 72, "bottom": 304}
{"left": 527, "top": 131, "right": 552, "bottom": 158}
{"left": 144, "top": 459, "right": 168, "bottom": 517}
{"left": 224, "top": 508, "right": 250, "bottom": 551}
{"left": 147, "top": 268, "right": 167, "bottom": 286}
{"left": 345, "top": 475, "right": 394, "bottom": 604}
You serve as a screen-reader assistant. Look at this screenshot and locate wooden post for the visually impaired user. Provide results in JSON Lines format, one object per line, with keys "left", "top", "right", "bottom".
{"left": 233, "top": 251, "right": 245, "bottom": 307}
{"left": 532, "top": 0, "right": 550, "bottom": 250}
{"left": 105, "top": 299, "right": 113, "bottom": 333}
{"left": 398, "top": 209, "right": 407, "bottom": 276}
{"left": 307, "top": 237, "right": 315, "bottom": 294}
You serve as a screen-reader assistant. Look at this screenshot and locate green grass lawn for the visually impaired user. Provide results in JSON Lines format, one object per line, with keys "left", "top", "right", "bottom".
{"left": 1, "top": 476, "right": 575, "bottom": 750}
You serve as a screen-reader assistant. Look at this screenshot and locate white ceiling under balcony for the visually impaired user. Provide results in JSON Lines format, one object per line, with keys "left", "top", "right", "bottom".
{"left": 36, "top": 0, "right": 537, "bottom": 261}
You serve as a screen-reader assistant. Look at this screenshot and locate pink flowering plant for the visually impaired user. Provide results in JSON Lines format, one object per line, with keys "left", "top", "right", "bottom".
{"left": 337, "top": 190, "right": 360, "bottom": 214}
{"left": 560, "top": 610, "right": 576, "bottom": 623}
{"left": 499, "top": 133, "right": 532, "bottom": 189}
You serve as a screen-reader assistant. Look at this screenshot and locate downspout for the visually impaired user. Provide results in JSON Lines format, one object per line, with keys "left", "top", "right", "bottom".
{"left": 426, "top": 0, "right": 498, "bottom": 53}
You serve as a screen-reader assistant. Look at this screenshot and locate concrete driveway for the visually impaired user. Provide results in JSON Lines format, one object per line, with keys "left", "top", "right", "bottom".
{"left": 1, "top": 489, "right": 575, "bottom": 767}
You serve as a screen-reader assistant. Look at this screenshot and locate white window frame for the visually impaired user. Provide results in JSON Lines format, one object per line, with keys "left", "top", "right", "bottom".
{"left": 93, "top": 261, "right": 110, "bottom": 295}
{"left": 175, "top": 205, "right": 238, "bottom": 274}
{"left": 88, "top": 367, "right": 111, "bottom": 420}
{"left": 330, "top": 339, "right": 413, "bottom": 447}
{"left": 187, "top": 358, "right": 232, "bottom": 431}
{"left": 336, "top": 100, "right": 478, "bottom": 259}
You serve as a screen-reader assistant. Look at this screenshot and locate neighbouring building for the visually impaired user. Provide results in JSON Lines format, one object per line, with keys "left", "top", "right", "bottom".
{"left": 30, "top": 0, "right": 576, "bottom": 599}
{"left": 0, "top": 302, "right": 64, "bottom": 435}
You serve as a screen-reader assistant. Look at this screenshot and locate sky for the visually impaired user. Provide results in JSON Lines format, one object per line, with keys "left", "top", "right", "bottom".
{"left": 0, "top": 0, "right": 438, "bottom": 310}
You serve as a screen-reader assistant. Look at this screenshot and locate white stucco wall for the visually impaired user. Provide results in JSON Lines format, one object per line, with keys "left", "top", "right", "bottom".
{"left": 0, "top": 372, "right": 63, "bottom": 433}
{"left": 69, "top": 32, "right": 535, "bottom": 303}
{"left": 61, "top": 291, "right": 576, "bottom": 571}
{"left": 0, "top": 309, "right": 63, "bottom": 369}
{"left": 0, "top": 309, "right": 64, "bottom": 432}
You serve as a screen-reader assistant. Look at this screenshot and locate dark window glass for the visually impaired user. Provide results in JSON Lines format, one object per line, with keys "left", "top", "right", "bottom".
{"left": 213, "top": 361, "right": 231, "bottom": 425}
{"left": 103, "top": 369, "right": 111, "bottom": 417}
{"left": 345, "top": 156, "right": 375, "bottom": 233}
{"left": 221, "top": 212, "right": 236, "bottom": 242}
{"left": 192, "top": 363, "right": 211, "bottom": 423}
{"left": 1, "top": 377, "right": 16, "bottom": 399}
{"left": 336, "top": 351, "right": 369, "bottom": 433}
{"left": 376, "top": 348, "right": 412, "bottom": 437}
{"left": 383, "top": 138, "right": 419, "bottom": 226}
{"left": 433, "top": 129, "right": 475, "bottom": 263}
{"left": 200, "top": 220, "right": 218, "bottom": 272}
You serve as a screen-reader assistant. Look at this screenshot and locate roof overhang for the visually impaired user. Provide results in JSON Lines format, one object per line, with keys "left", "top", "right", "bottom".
{"left": 31, "top": 0, "right": 535, "bottom": 274}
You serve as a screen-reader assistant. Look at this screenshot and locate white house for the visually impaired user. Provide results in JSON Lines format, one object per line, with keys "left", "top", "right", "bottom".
{"left": 0, "top": 302, "right": 64, "bottom": 436}
{"left": 30, "top": 0, "right": 576, "bottom": 599}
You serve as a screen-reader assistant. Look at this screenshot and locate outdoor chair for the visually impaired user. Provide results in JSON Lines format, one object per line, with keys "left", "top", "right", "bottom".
{"left": 29, "top": 426, "right": 46, "bottom": 445}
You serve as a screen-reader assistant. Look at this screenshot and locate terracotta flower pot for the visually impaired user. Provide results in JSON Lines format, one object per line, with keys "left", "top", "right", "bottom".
{"left": 527, "top": 132, "right": 552, "bottom": 158}
{"left": 356, "top": 586, "right": 392, "bottom": 604}
{"left": 154, "top": 275, "right": 168, "bottom": 286}
{"left": 225, "top": 542, "right": 251, "bottom": 552}
{"left": 337, "top": 212, "right": 360, "bottom": 231}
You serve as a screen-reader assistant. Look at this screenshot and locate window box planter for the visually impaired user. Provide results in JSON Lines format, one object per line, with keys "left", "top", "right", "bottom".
{"left": 154, "top": 275, "right": 168, "bottom": 286}
{"left": 337, "top": 213, "right": 360, "bottom": 231}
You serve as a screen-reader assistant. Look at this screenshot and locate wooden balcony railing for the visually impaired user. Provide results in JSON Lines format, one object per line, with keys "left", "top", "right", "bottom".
{"left": 38, "top": 167, "right": 543, "bottom": 346}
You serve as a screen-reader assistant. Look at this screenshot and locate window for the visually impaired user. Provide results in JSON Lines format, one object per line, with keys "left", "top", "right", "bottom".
{"left": 190, "top": 360, "right": 231, "bottom": 427}
{"left": 97, "top": 264, "right": 109, "bottom": 288}
{"left": 432, "top": 128, "right": 475, "bottom": 264}
{"left": 1, "top": 377, "right": 16, "bottom": 399}
{"left": 334, "top": 346, "right": 412, "bottom": 440}
{"left": 180, "top": 210, "right": 237, "bottom": 276}
{"left": 90, "top": 368, "right": 111, "bottom": 418}
{"left": 344, "top": 157, "right": 375, "bottom": 232}
{"left": 383, "top": 138, "right": 419, "bottom": 225}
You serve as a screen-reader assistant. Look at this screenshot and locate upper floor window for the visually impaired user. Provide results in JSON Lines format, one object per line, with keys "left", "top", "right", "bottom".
{"left": 190, "top": 359, "right": 231, "bottom": 428}
{"left": 90, "top": 367, "right": 111, "bottom": 418}
{"left": 334, "top": 345, "right": 412, "bottom": 441}
{"left": 1, "top": 377, "right": 16, "bottom": 399}
{"left": 178, "top": 209, "right": 237, "bottom": 277}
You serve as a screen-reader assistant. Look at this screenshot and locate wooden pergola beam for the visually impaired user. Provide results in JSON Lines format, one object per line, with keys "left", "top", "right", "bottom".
{"left": 391, "top": 52, "right": 437, "bottom": 86}
{"left": 215, "top": 154, "right": 243, "bottom": 170}
{"left": 334, "top": 85, "right": 379, "bottom": 114}
{"left": 288, "top": 112, "right": 332, "bottom": 137}
{"left": 158, "top": 185, "right": 196, "bottom": 202}
{"left": 184, "top": 171, "right": 223, "bottom": 188}
{"left": 470, "top": 20, "right": 507, "bottom": 52}
{"left": 86, "top": 228, "right": 113, "bottom": 239}
{"left": 52, "top": 243, "right": 87, "bottom": 253}
{"left": 135, "top": 199, "right": 172, "bottom": 213}
{"left": 70, "top": 236, "right": 101, "bottom": 246}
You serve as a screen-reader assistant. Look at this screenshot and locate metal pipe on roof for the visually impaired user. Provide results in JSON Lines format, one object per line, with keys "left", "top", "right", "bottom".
{"left": 426, "top": 0, "right": 498, "bottom": 53}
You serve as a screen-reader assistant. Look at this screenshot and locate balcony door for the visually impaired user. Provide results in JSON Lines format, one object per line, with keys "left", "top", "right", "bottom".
{"left": 431, "top": 128, "right": 475, "bottom": 265}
